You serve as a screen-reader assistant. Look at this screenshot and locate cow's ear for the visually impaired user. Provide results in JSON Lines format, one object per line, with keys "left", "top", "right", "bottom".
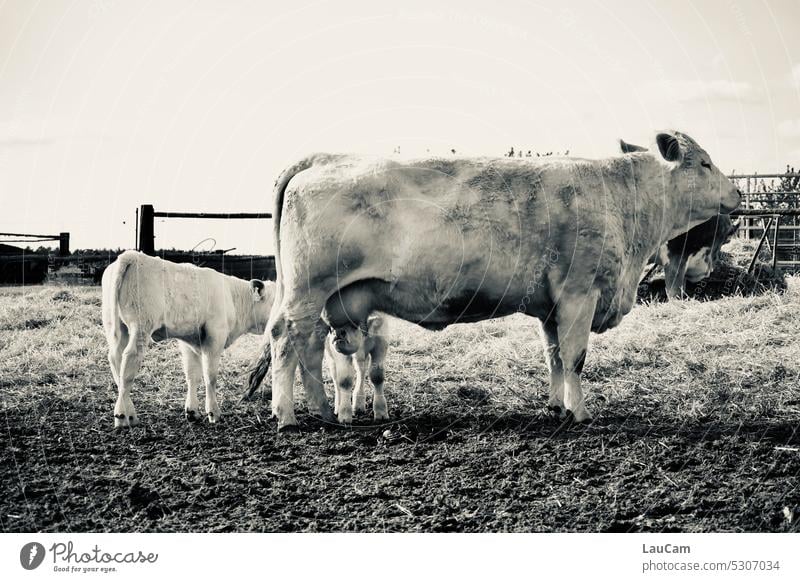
{"left": 619, "top": 139, "right": 648, "bottom": 154}
{"left": 655, "top": 132, "right": 683, "bottom": 163}
{"left": 250, "top": 279, "right": 265, "bottom": 302}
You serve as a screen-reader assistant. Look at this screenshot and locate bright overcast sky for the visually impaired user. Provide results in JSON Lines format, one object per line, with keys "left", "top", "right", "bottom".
{"left": 1, "top": 0, "right": 799, "bottom": 253}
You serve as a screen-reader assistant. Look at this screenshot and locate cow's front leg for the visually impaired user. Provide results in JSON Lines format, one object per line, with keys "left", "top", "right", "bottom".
{"left": 369, "top": 336, "right": 389, "bottom": 421}
{"left": 539, "top": 318, "right": 565, "bottom": 416}
{"left": 299, "top": 324, "right": 334, "bottom": 422}
{"left": 555, "top": 292, "right": 598, "bottom": 423}
{"left": 178, "top": 342, "right": 203, "bottom": 421}
{"left": 201, "top": 340, "right": 224, "bottom": 424}
{"left": 352, "top": 353, "right": 368, "bottom": 414}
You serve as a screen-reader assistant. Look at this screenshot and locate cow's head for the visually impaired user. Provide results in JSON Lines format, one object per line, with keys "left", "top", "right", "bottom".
{"left": 621, "top": 131, "right": 741, "bottom": 226}
{"left": 249, "top": 279, "right": 275, "bottom": 333}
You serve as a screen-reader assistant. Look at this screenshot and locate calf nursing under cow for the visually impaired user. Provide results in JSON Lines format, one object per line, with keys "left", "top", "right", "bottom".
{"left": 262, "top": 130, "right": 740, "bottom": 430}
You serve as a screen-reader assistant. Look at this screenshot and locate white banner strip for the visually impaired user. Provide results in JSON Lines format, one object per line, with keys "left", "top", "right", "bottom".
{"left": 1, "top": 533, "right": 797, "bottom": 581}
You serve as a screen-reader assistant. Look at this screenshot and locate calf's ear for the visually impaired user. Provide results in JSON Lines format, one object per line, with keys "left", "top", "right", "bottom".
{"left": 655, "top": 132, "right": 683, "bottom": 163}
{"left": 250, "top": 279, "right": 265, "bottom": 302}
{"left": 619, "top": 139, "right": 648, "bottom": 153}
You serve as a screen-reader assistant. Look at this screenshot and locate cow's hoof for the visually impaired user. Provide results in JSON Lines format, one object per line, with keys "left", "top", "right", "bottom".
{"left": 353, "top": 402, "right": 367, "bottom": 415}
{"left": 185, "top": 409, "right": 200, "bottom": 422}
{"left": 277, "top": 422, "right": 300, "bottom": 433}
{"left": 373, "top": 411, "right": 390, "bottom": 421}
{"left": 207, "top": 412, "right": 220, "bottom": 424}
{"left": 564, "top": 409, "right": 592, "bottom": 424}
{"left": 337, "top": 411, "right": 353, "bottom": 425}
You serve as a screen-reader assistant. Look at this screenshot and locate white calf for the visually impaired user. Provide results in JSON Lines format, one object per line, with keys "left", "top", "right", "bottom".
{"left": 324, "top": 315, "right": 390, "bottom": 424}
{"left": 101, "top": 250, "right": 274, "bottom": 428}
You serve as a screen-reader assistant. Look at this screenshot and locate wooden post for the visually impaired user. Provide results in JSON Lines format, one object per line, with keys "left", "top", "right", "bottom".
{"left": 138, "top": 204, "right": 155, "bottom": 255}
{"left": 772, "top": 216, "right": 780, "bottom": 270}
{"left": 58, "top": 232, "right": 70, "bottom": 256}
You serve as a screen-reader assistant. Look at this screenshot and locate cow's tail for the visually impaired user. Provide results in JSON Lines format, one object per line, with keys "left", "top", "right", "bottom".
{"left": 244, "top": 155, "right": 325, "bottom": 401}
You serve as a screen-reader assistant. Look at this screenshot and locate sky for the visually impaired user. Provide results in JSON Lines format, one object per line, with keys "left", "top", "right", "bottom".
{"left": 1, "top": 0, "right": 799, "bottom": 254}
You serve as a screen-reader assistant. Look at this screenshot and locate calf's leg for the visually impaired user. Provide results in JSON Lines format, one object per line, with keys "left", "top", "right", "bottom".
{"left": 114, "top": 327, "right": 145, "bottom": 428}
{"left": 179, "top": 342, "right": 203, "bottom": 421}
{"left": 327, "top": 343, "right": 357, "bottom": 424}
{"left": 201, "top": 340, "right": 224, "bottom": 424}
{"left": 369, "top": 336, "right": 389, "bottom": 421}
{"left": 352, "top": 352, "right": 368, "bottom": 414}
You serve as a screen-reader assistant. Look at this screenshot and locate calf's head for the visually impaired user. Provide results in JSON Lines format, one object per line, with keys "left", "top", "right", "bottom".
{"left": 330, "top": 324, "right": 368, "bottom": 356}
{"left": 248, "top": 279, "right": 275, "bottom": 333}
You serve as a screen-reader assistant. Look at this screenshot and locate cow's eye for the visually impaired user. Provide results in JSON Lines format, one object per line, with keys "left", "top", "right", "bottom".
{"left": 700, "top": 161, "right": 712, "bottom": 170}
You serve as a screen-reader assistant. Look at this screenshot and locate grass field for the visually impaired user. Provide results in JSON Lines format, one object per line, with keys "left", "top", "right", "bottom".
{"left": 1, "top": 283, "right": 799, "bottom": 532}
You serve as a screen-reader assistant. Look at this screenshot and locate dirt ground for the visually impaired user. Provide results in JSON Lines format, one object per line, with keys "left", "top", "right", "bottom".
{"left": 1, "top": 285, "right": 799, "bottom": 532}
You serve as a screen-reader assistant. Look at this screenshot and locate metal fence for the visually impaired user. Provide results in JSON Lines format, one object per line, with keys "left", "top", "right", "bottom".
{"left": 728, "top": 172, "right": 800, "bottom": 272}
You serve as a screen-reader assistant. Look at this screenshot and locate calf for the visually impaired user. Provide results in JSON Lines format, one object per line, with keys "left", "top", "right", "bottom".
{"left": 101, "top": 250, "right": 274, "bottom": 428}
{"left": 325, "top": 315, "right": 390, "bottom": 424}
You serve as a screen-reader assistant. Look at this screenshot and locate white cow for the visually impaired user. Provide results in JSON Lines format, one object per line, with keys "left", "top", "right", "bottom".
{"left": 101, "top": 250, "right": 274, "bottom": 428}
{"left": 325, "top": 314, "right": 390, "bottom": 424}
{"left": 262, "top": 130, "right": 741, "bottom": 429}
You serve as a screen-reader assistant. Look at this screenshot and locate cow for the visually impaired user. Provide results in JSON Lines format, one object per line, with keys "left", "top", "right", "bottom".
{"left": 101, "top": 250, "right": 277, "bottom": 428}
{"left": 622, "top": 139, "right": 739, "bottom": 298}
{"left": 263, "top": 130, "right": 741, "bottom": 430}
{"left": 325, "top": 314, "right": 390, "bottom": 424}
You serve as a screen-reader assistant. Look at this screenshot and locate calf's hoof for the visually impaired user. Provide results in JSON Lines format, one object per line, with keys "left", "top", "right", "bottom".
{"left": 185, "top": 409, "right": 200, "bottom": 422}
{"left": 207, "top": 411, "right": 221, "bottom": 424}
{"left": 373, "top": 409, "right": 390, "bottom": 421}
{"left": 114, "top": 414, "right": 139, "bottom": 429}
{"left": 564, "top": 408, "right": 592, "bottom": 425}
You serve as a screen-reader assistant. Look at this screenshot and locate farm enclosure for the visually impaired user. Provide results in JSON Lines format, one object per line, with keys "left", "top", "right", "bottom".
{"left": 1, "top": 283, "right": 799, "bottom": 533}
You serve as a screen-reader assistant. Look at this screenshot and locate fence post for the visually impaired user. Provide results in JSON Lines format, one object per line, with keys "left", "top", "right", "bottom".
{"left": 139, "top": 204, "right": 155, "bottom": 255}
{"left": 58, "top": 232, "right": 70, "bottom": 256}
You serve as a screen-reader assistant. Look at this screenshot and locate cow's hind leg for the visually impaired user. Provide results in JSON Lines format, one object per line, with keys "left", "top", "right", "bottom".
{"left": 555, "top": 293, "right": 598, "bottom": 423}
{"left": 539, "top": 318, "right": 565, "bottom": 416}
{"left": 269, "top": 291, "right": 327, "bottom": 430}
{"left": 179, "top": 342, "right": 203, "bottom": 421}
{"left": 298, "top": 322, "right": 334, "bottom": 422}
{"left": 114, "top": 327, "right": 145, "bottom": 429}
{"left": 369, "top": 336, "right": 389, "bottom": 421}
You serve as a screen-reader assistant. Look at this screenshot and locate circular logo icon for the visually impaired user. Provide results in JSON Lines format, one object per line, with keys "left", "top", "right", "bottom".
{"left": 20, "top": 542, "right": 46, "bottom": 570}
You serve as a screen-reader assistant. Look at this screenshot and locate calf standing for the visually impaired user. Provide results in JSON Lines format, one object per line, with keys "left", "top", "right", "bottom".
{"left": 101, "top": 250, "right": 275, "bottom": 428}
{"left": 325, "top": 315, "right": 390, "bottom": 424}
